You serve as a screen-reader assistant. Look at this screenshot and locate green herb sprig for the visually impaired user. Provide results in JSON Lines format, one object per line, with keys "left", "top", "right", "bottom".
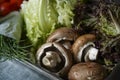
{"left": 0, "top": 35, "right": 32, "bottom": 62}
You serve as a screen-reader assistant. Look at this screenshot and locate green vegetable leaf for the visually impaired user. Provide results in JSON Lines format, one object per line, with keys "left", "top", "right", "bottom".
{"left": 21, "top": 0, "right": 76, "bottom": 47}
{"left": 0, "top": 11, "right": 32, "bottom": 62}
{"left": 98, "top": 14, "right": 118, "bottom": 36}
{"left": 0, "top": 35, "right": 31, "bottom": 62}
{"left": 0, "top": 11, "right": 23, "bottom": 41}
{"left": 95, "top": 4, "right": 120, "bottom": 37}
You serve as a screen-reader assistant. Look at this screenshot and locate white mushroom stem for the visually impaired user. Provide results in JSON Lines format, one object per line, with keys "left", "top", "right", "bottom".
{"left": 77, "top": 42, "right": 99, "bottom": 62}
{"left": 42, "top": 51, "right": 61, "bottom": 68}
{"left": 85, "top": 47, "right": 98, "bottom": 61}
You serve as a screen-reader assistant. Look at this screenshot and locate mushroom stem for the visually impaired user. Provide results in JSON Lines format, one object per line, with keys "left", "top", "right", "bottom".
{"left": 42, "top": 51, "right": 61, "bottom": 68}
{"left": 77, "top": 42, "right": 99, "bottom": 62}
{"left": 85, "top": 46, "right": 98, "bottom": 61}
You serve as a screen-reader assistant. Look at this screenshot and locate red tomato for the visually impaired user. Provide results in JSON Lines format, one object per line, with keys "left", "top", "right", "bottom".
{"left": 0, "top": 2, "right": 11, "bottom": 16}
{"left": 9, "top": 2, "right": 19, "bottom": 11}
{"left": 0, "top": 0, "right": 23, "bottom": 16}
{"left": 0, "top": 0, "right": 7, "bottom": 4}
{"left": 10, "top": 0, "right": 17, "bottom": 3}
{"left": 10, "top": 0, "right": 23, "bottom": 8}
{"left": 0, "top": 2, "right": 19, "bottom": 16}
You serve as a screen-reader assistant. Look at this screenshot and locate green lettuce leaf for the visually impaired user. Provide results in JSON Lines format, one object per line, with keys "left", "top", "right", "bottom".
{"left": 21, "top": 0, "right": 76, "bottom": 47}
{"left": 98, "top": 15, "right": 118, "bottom": 36}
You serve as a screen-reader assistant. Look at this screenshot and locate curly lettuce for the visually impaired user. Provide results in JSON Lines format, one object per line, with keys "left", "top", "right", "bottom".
{"left": 98, "top": 15, "right": 118, "bottom": 36}
{"left": 21, "top": 0, "right": 76, "bottom": 47}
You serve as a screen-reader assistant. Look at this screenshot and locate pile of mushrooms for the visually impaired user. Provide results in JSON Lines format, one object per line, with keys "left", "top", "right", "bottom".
{"left": 36, "top": 27, "right": 79, "bottom": 77}
{"left": 36, "top": 27, "right": 108, "bottom": 80}
{"left": 36, "top": 42, "right": 73, "bottom": 77}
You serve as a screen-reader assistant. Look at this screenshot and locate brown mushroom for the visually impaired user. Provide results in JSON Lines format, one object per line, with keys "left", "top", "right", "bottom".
{"left": 46, "top": 27, "right": 79, "bottom": 50}
{"left": 68, "top": 62, "right": 107, "bottom": 80}
{"left": 36, "top": 42, "right": 73, "bottom": 77}
{"left": 72, "top": 34, "right": 99, "bottom": 62}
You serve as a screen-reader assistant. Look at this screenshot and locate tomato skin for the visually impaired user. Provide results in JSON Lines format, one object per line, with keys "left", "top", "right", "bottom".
{"left": 0, "top": 2, "right": 18, "bottom": 16}
{"left": 0, "top": 0, "right": 23, "bottom": 17}
{"left": 10, "top": 0, "right": 23, "bottom": 8}
{"left": 0, "top": 0, "right": 7, "bottom": 4}
{"left": 0, "top": 2, "right": 11, "bottom": 16}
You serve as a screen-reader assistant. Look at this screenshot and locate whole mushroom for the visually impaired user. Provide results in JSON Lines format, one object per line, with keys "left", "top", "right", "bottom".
{"left": 46, "top": 27, "right": 79, "bottom": 50}
{"left": 36, "top": 42, "right": 73, "bottom": 77}
{"left": 72, "top": 34, "right": 99, "bottom": 62}
{"left": 68, "top": 62, "right": 107, "bottom": 80}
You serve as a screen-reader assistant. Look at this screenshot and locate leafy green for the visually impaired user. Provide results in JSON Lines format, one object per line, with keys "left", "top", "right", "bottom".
{"left": 0, "top": 35, "right": 30, "bottom": 61}
{"left": 95, "top": 4, "right": 120, "bottom": 37}
{"left": 98, "top": 14, "right": 118, "bottom": 36}
{"left": 21, "top": 0, "right": 76, "bottom": 47}
{"left": 0, "top": 11, "right": 23, "bottom": 41}
{"left": 0, "top": 11, "right": 32, "bottom": 62}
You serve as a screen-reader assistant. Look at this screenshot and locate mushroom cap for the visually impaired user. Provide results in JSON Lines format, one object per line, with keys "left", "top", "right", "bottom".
{"left": 46, "top": 27, "right": 79, "bottom": 42}
{"left": 68, "top": 62, "right": 107, "bottom": 80}
{"left": 72, "top": 34, "right": 96, "bottom": 62}
{"left": 36, "top": 42, "right": 73, "bottom": 77}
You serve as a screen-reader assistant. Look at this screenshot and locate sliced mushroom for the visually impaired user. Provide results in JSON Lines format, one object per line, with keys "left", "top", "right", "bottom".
{"left": 72, "top": 34, "right": 98, "bottom": 62}
{"left": 46, "top": 27, "right": 79, "bottom": 49}
{"left": 36, "top": 42, "right": 73, "bottom": 77}
{"left": 68, "top": 62, "right": 107, "bottom": 80}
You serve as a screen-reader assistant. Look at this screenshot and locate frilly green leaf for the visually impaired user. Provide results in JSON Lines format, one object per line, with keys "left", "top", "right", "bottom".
{"left": 21, "top": 0, "right": 76, "bottom": 47}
